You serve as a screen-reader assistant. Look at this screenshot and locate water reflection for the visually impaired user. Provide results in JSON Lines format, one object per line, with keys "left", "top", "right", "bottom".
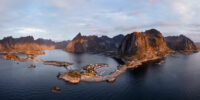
{"left": 129, "top": 58, "right": 166, "bottom": 79}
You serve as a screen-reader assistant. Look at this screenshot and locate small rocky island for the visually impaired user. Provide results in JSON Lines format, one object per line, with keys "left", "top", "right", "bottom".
{"left": 51, "top": 86, "right": 62, "bottom": 93}
{"left": 57, "top": 63, "right": 127, "bottom": 84}
{"left": 44, "top": 61, "right": 72, "bottom": 67}
{"left": 29, "top": 64, "right": 36, "bottom": 68}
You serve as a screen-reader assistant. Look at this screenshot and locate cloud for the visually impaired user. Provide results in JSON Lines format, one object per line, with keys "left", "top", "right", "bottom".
{"left": 86, "top": 27, "right": 110, "bottom": 34}
{"left": 76, "top": 23, "right": 93, "bottom": 27}
{"left": 13, "top": 27, "right": 47, "bottom": 35}
{"left": 184, "top": 33, "right": 200, "bottom": 42}
{"left": 48, "top": 0, "right": 92, "bottom": 16}
{"left": 167, "top": 0, "right": 200, "bottom": 23}
{"left": 129, "top": 9, "right": 148, "bottom": 16}
{"left": 0, "top": 0, "right": 21, "bottom": 13}
{"left": 132, "top": 0, "right": 163, "bottom": 5}
{"left": 190, "top": 29, "right": 200, "bottom": 33}
{"left": 0, "top": 0, "right": 200, "bottom": 42}
{"left": 160, "top": 21, "right": 177, "bottom": 26}
{"left": 171, "top": 1, "right": 194, "bottom": 22}
{"left": 115, "top": 21, "right": 177, "bottom": 32}
{"left": 147, "top": 0, "right": 162, "bottom": 5}
{"left": 188, "top": 24, "right": 200, "bottom": 28}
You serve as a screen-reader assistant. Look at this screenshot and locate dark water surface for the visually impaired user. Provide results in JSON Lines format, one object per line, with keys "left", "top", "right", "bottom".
{"left": 0, "top": 50, "right": 200, "bottom": 100}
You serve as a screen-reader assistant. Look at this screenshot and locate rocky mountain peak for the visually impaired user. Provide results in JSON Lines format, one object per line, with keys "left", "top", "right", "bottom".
{"left": 73, "top": 32, "right": 82, "bottom": 40}
{"left": 145, "top": 29, "right": 160, "bottom": 34}
{"left": 145, "top": 29, "right": 163, "bottom": 38}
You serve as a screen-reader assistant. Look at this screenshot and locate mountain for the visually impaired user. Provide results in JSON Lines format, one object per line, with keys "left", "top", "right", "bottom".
{"left": 55, "top": 41, "right": 70, "bottom": 49}
{"left": 65, "top": 33, "right": 124, "bottom": 53}
{"left": 35, "top": 38, "right": 56, "bottom": 46}
{"left": 118, "top": 29, "right": 170, "bottom": 68}
{"left": 0, "top": 36, "right": 71, "bottom": 54}
{"left": 0, "top": 36, "right": 55, "bottom": 52}
{"left": 165, "top": 35, "right": 198, "bottom": 52}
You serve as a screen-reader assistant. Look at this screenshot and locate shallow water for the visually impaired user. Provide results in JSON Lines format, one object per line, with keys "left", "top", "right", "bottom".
{"left": 0, "top": 50, "right": 200, "bottom": 100}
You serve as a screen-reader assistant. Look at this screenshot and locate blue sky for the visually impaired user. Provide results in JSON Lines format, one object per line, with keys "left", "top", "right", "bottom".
{"left": 0, "top": 0, "right": 200, "bottom": 42}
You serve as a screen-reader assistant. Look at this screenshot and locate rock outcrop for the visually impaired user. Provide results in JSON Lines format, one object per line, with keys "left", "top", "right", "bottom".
{"left": 65, "top": 33, "right": 124, "bottom": 53}
{"left": 165, "top": 35, "right": 198, "bottom": 52}
{"left": 0, "top": 44, "right": 3, "bottom": 50}
{"left": 29, "top": 64, "right": 36, "bottom": 68}
{"left": 4, "top": 53, "right": 22, "bottom": 61}
{"left": 118, "top": 29, "right": 170, "bottom": 68}
{"left": 43, "top": 61, "right": 72, "bottom": 67}
{"left": 51, "top": 86, "right": 62, "bottom": 93}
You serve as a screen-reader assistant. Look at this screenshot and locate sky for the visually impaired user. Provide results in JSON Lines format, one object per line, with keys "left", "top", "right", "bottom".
{"left": 0, "top": 0, "right": 200, "bottom": 42}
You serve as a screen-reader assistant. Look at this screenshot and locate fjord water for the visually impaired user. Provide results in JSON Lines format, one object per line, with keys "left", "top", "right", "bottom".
{"left": 0, "top": 50, "right": 200, "bottom": 100}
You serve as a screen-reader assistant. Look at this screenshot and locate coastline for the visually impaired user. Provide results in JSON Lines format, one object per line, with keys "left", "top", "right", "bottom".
{"left": 58, "top": 52, "right": 171, "bottom": 84}
{"left": 1, "top": 49, "right": 199, "bottom": 84}
{"left": 75, "top": 50, "right": 200, "bottom": 84}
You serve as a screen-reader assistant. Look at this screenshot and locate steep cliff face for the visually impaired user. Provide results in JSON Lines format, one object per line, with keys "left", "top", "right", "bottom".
{"left": 0, "top": 44, "right": 3, "bottom": 50}
{"left": 65, "top": 33, "right": 124, "bottom": 53}
{"left": 118, "top": 29, "right": 170, "bottom": 67}
{"left": 113, "top": 34, "right": 125, "bottom": 48}
{"left": 0, "top": 36, "right": 56, "bottom": 53}
{"left": 165, "top": 35, "right": 198, "bottom": 52}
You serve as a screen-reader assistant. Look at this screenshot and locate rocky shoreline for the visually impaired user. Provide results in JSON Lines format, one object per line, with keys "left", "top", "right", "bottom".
{"left": 56, "top": 54, "right": 170, "bottom": 84}
{"left": 57, "top": 63, "right": 127, "bottom": 84}
{"left": 124, "top": 53, "right": 170, "bottom": 69}
{"left": 44, "top": 61, "right": 72, "bottom": 67}
{"left": 2, "top": 52, "right": 73, "bottom": 67}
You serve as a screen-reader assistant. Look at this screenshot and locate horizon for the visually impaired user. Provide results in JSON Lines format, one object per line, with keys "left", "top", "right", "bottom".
{"left": 0, "top": 0, "right": 200, "bottom": 42}
{"left": 0, "top": 29, "right": 199, "bottom": 42}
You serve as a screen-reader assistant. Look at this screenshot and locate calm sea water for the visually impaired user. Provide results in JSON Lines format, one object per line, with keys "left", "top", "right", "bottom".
{"left": 0, "top": 50, "right": 200, "bottom": 100}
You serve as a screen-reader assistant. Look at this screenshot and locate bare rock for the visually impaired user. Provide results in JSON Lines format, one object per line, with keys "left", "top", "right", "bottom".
{"left": 51, "top": 86, "right": 62, "bottom": 93}
{"left": 29, "top": 64, "right": 36, "bottom": 68}
{"left": 44, "top": 61, "right": 72, "bottom": 67}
